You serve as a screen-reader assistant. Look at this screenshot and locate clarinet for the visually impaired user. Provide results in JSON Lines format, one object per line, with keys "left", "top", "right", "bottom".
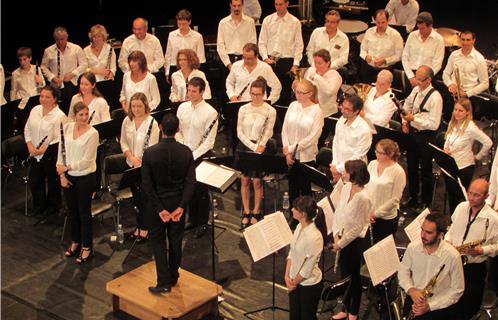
{"left": 35, "top": 62, "right": 42, "bottom": 93}
{"left": 106, "top": 46, "right": 113, "bottom": 70}
{"left": 22, "top": 135, "right": 48, "bottom": 167}
{"left": 333, "top": 228, "right": 344, "bottom": 273}
{"left": 142, "top": 118, "right": 155, "bottom": 155}
{"left": 60, "top": 122, "right": 67, "bottom": 168}
{"left": 369, "top": 221, "right": 375, "bottom": 247}
{"left": 194, "top": 114, "right": 219, "bottom": 150}
{"left": 88, "top": 110, "right": 96, "bottom": 124}
{"left": 256, "top": 110, "right": 271, "bottom": 147}
{"left": 389, "top": 91, "right": 406, "bottom": 116}
{"left": 237, "top": 82, "right": 251, "bottom": 100}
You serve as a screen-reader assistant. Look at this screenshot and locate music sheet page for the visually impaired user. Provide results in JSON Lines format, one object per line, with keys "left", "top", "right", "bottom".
{"left": 363, "top": 235, "right": 400, "bottom": 286}
{"left": 404, "top": 208, "right": 430, "bottom": 243}
{"left": 317, "top": 196, "right": 334, "bottom": 235}
{"left": 196, "top": 161, "right": 235, "bottom": 189}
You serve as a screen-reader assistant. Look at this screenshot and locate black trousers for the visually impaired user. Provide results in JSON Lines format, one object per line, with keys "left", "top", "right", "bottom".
{"left": 29, "top": 144, "right": 61, "bottom": 216}
{"left": 190, "top": 152, "right": 213, "bottom": 226}
{"left": 403, "top": 295, "right": 462, "bottom": 320}
{"left": 65, "top": 173, "right": 95, "bottom": 248}
{"left": 457, "top": 261, "right": 487, "bottom": 320}
{"left": 288, "top": 160, "right": 314, "bottom": 208}
{"left": 147, "top": 195, "right": 185, "bottom": 287}
{"left": 339, "top": 237, "right": 363, "bottom": 316}
{"left": 406, "top": 130, "right": 436, "bottom": 206}
{"left": 446, "top": 165, "right": 474, "bottom": 214}
{"left": 289, "top": 281, "right": 323, "bottom": 320}
{"left": 273, "top": 57, "right": 294, "bottom": 106}
{"left": 372, "top": 215, "right": 399, "bottom": 243}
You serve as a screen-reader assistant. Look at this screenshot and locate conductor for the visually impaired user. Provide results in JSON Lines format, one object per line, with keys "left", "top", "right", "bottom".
{"left": 141, "top": 113, "right": 196, "bottom": 294}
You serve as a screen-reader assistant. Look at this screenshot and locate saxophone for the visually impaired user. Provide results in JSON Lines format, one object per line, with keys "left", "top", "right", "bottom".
{"left": 453, "top": 65, "right": 462, "bottom": 101}
{"left": 455, "top": 218, "right": 489, "bottom": 265}
{"left": 405, "top": 264, "right": 445, "bottom": 320}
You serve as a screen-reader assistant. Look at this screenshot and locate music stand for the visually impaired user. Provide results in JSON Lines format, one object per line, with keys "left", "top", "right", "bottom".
{"left": 150, "top": 108, "right": 171, "bottom": 123}
{"left": 96, "top": 80, "right": 120, "bottom": 108}
{"left": 1, "top": 99, "right": 21, "bottom": 140}
{"left": 296, "top": 162, "right": 333, "bottom": 192}
{"left": 373, "top": 124, "right": 411, "bottom": 150}
{"left": 94, "top": 118, "right": 122, "bottom": 141}
{"left": 16, "top": 95, "right": 40, "bottom": 135}
{"left": 221, "top": 101, "right": 247, "bottom": 154}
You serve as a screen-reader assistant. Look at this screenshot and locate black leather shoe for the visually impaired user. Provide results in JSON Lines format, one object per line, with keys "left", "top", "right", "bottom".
{"left": 148, "top": 285, "right": 171, "bottom": 294}
{"left": 193, "top": 224, "right": 208, "bottom": 239}
{"left": 170, "top": 278, "right": 178, "bottom": 287}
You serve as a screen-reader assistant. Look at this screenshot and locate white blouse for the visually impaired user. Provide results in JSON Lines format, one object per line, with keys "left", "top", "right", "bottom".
{"left": 57, "top": 122, "right": 99, "bottom": 176}
{"left": 366, "top": 161, "right": 406, "bottom": 220}
{"left": 281, "top": 101, "right": 323, "bottom": 163}
{"left": 169, "top": 69, "right": 211, "bottom": 102}
{"left": 363, "top": 88, "right": 397, "bottom": 131}
{"left": 84, "top": 43, "right": 117, "bottom": 82}
{"left": 237, "top": 102, "right": 276, "bottom": 151}
{"left": 443, "top": 121, "right": 492, "bottom": 170}
{"left": 10, "top": 65, "right": 45, "bottom": 100}
{"left": 68, "top": 94, "right": 111, "bottom": 125}
{"left": 120, "top": 115, "right": 160, "bottom": 167}
{"left": 119, "top": 71, "right": 160, "bottom": 110}
{"left": 304, "top": 67, "right": 342, "bottom": 117}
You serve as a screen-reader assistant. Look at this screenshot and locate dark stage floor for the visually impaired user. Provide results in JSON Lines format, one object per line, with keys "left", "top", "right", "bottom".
{"left": 2, "top": 131, "right": 498, "bottom": 320}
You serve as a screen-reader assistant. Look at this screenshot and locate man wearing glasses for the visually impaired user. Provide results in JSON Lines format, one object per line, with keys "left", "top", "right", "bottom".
{"left": 401, "top": 65, "right": 442, "bottom": 209}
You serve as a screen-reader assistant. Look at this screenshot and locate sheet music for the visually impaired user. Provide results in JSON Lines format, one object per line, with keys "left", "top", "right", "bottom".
{"left": 440, "top": 167, "right": 469, "bottom": 201}
{"left": 404, "top": 208, "right": 430, "bottom": 242}
{"left": 196, "top": 161, "right": 236, "bottom": 189}
{"left": 363, "top": 235, "right": 400, "bottom": 286}
{"left": 317, "top": 196, "right": 334, "bottom": 235}
{"left": 243, "top": 211, "right": 292, "bottom": 262}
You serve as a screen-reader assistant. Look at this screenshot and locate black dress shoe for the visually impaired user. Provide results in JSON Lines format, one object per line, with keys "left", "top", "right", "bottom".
{"left": 193, "top": 224, "right": 208, "bottom": 239}
{"left": 148, "top": 285, "right": 171, "bottom": 294}
{"left": 170, "top": 278, "right": 178, "bottom": 287}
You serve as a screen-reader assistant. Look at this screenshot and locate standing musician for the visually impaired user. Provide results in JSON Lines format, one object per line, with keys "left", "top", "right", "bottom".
{"left": 176, "top": 77, "right": 218, "bottom": 239}
{"left": 10, "top": 47, "right": 45, "bottom": 100}
{"left": 282, "top": 79, "right": 323, "bottom": 213}
{"left": 331, "top": 160, "right": 372, "bottom": 320}
{"left": 385, "top": 0, "right": 419, "bottom": 33}
{"left": 120, "top": 92, "right": 160, "bottom": 242}
{"left": 303, "top": 49, "right": 342, "bottom": 148}
{"left": 443, "top": 98, "right": 492, "bottom": 213}
{"left": 24, "top": 86, "right": 67, "bottom": 217}
{"left": 84, "top": 24, "right": 116, "bottom": 82}
{"left": 285, "top": 196, "right": 327, "bottom": 320}
{"left": 141, "top": 113, "right": 196, "bottom": 294}
{"left": 237, "top": 77, "right": 277, "bottom": 228}
{"left": 366, "top": 139, "right": 406, "bottom": 243}
{"left": 226, "top": 43, "right": 281, "bottom": 104}
{"left": 169, "top": 49, "right": 211, "bottom": 103}
{"left": 401, "top": 65, "right": 442, "bottom": 209}
{"left": 119, "top": 50, "right": 161, "bottom": 113}
{"left": 306, "top": 10, "right": 349, "bottom": 70}
{"left": 398, "top": 212, "right": 465, "bottom": 319}
{"left": 445, "top": 179, "right": 498, "bottom": 320}
{"left": 69, "top": 72, "right": 111, "bottom": 125}
{"left": 259, "top": 0, "right": 304, "bottom": 106}
{"left": 362, "top": 70, "right": 397, "bottom": 131}
{"left": 57, "top": 102, "right": 99, "bottom": 264}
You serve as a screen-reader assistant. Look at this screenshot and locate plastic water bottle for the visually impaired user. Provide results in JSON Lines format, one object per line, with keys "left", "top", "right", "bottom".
{"left": 282, "top": 192, "right": 290, "bottom": 211}
{"left": 117, "top": 224, "right": 124, "bottom": 244}
{"left": 213, "top": 198, "right": 218, "bottom": 218}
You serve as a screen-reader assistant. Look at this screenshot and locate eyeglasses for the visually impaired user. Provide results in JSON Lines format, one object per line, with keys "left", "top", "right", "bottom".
{"left": 296, "top": 90, "right": 311, "bottom": 95}
{"left": 416, "top": 77, "right": 429, "bottom": 82}
{"left": 374, "top": 149, "right": 387, "bottom": 155}
{"left": 250, "top": 92, "right": 264, "bottom": 97}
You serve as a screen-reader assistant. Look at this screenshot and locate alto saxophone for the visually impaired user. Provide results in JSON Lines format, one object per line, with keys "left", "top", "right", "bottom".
{"left": 455, "top": 218, "right": 489, "bottom": 265}
{"left": 405, "top": 264, "right": 445, "bottom": 320}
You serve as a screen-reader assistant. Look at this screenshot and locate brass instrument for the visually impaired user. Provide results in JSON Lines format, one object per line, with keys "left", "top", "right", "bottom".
{"left": 333, "top": 228, "right": 344, "bottom": 273}
{"left": 405, "top": 264, "right": 445, "bottom": 320}
{"left": 392, "top": 287, "right": 407, "bottom": 320}
{"left": 453, "top": 65, "right": 462, "bottom": 101}
{"left": 353, "top": 83, "right": 372, "bottom": 102}
{"left": 290, "top": 67, "right": 308, "bottom": 81}
{"left": 455, "top": 218, "right": 489, "bottom": 265}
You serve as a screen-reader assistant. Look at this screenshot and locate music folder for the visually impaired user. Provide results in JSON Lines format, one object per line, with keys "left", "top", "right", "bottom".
{"left": 363, "top": 235, "right": 400, "bottom": 286}
{"left": 196, "top": 160, "right": 241, "bottom": 193}
{"left": 373, "top": 124, "right": 409, "bottom": 147}
{"left": 404, "top": 208, "right": 430, "bottom": 243}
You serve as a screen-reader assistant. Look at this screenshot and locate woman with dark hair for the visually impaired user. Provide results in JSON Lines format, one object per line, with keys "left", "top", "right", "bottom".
{"left": 69, "top": 72, "right": 110, "bottom": 125}
{"left": 119, "top": 50, "right": 160, "bottom": 113}
{"left": 237, "top": 77, "right": 276, "bottom": 228}
{"left": 331, "top": 159, "right": 372, "bottom": 320}
{"left": 57, "top": 102, "right": 99, "bottom": 263}
{"left": 169, "top": 49, "right": 211, "bottom": 102}
{"left": 285, "top": 195, "right": 328, "bottom": 320}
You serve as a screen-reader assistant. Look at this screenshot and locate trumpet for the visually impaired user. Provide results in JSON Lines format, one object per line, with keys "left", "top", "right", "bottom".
{"left": 353, "top": 83, "right": 372, "bottom": 102}
{"left": 453, "top": 65, "right": 462, "bottom": 101}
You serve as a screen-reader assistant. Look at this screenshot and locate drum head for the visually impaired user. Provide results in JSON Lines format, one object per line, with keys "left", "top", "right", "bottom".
{"left": 339, "top": 19, "right": 368, "bottom": 34}
{"left": 333, "top": 0, "right": 349, "bottom": 4}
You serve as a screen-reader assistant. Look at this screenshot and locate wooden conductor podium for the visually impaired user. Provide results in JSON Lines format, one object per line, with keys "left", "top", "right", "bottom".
{"left": 106, "top": 261, "right": 222, "bottom": 320}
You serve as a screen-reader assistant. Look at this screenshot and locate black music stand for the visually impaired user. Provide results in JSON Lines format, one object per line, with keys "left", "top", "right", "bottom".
{"left": 296, "top": 162, "right": 333, "bottom": 192}
{"left": 16, "top": 95, "right": 40, "bottom": 135}
{"left": 1, "top": 99, "right": 21, "bottom": 140}
{"left": 94, "top": 118, "right": 122, "bottom": 141}
{"left": 96, "top": 80, "right": 119, "bottom": 108}
{"left": 374, "top": 124, "right": 412, "bottom": 151}
{"left": 150, "top": 108, "right": 171, "bottom": 123}
{"left": 221, "top": 101, "right": 247, "bottom": 154}
{"left": 325, "top": 116, "right": 340, "bottom": 140}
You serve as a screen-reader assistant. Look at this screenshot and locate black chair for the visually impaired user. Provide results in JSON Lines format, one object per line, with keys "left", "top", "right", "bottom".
{"left": 316, "top": 147, "right": 332, "bottom": 174}
{"left": 319, "top": 275, "right": 352, "bottom": 314}
{"left": 1, "top": 135, "right": 29, "bottom": 215}
{"left": 104, "top": 154, "right": 133, "bottom": 228}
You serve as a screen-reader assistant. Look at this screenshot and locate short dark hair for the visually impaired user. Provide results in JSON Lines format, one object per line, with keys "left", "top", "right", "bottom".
{"left": 188, "top": 77, "right": 206, "bottom": 92}
{"left": 161, "top": 112, "right": 179, "bottom": 136}
{"left": 41, "top": 85, "right": 61, "bottom": 100}
{"left": 16, "top": 47, "right": 32, "bottom": 59}
{"left": 176, "top": 9, "right": 192, "bottom": 21}
{"left": 345, "top": 160, "right": 370, "bottom": 187}
{"left": 313, "top": 49, "right": 331, "bottom": 63}
{"left": 344, "top": 94, "right": 364, "bottom": 113}
{"left": 424, "top": 210, "right": 448, "bottom": 234}
{"left": 461, "top": 30, "right": 476, "bottom": 40}
{"left": 243, "top": 43, "right": 259, "bottom": 57}
{"left": 416, "top": 11, "right": 433, "bottom": 26}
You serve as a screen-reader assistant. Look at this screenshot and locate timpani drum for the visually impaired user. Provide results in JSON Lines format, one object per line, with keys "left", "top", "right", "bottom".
{"left": 339, "top": 19, "right": 368, "bottom": 34}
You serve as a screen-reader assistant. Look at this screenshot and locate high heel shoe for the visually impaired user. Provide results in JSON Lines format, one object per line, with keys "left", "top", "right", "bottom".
{"left": 250, "top": 212, "right": 263, "bottom": 225}
{"left": 76, "top": 247, "right": 93, "bottom": 264}
{"left": 64, "top": 243, "right": 80, "bottom": 257}
{"left": 241, "top": 213, "right": 252, "bottom": 229}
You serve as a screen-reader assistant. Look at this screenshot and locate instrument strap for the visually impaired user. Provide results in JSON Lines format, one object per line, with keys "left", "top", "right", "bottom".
{"left": 461, "top": 204, "right": 484, "bottom": 244}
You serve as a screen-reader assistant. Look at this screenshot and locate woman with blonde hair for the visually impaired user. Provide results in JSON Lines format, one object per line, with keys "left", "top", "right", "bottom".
{"left": 84, "top": 24, "right": 116, "bottom": 82}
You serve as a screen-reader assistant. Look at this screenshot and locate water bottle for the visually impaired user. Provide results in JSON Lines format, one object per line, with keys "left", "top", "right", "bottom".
{"left": 398, "top": 212, "right": 407, "bottom": 227}
{"left": 282, "top": 192, "right": 290, "bottom": 211}
{"left": 221, "top": 147, "right": 228, "bottom": 155}
{"left": 213, "top": 198, "right": 218, "bottom": 219}
{"left": 117, "top": 224, "right": 124, "bottom": 244}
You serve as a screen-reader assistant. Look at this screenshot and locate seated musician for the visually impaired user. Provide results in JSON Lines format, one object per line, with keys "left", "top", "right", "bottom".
{"left": 362, "top": 70, "right": 397, "bottom": 131}
{"left": 398, "top": 212, "right": 464, "bottom": 320}
{"left": 445, "top": 178, "right": 498, "bottom": 320}
{"left": 169, "top": 49, "right": 211, "bottom": 102}
{"left": 385, "top": 0, "right": 419, "bottom": 33}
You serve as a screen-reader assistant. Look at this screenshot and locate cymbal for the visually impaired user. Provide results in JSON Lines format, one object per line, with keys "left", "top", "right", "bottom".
{"left": 436, "top": 27, "right": 462, "bottom": 47}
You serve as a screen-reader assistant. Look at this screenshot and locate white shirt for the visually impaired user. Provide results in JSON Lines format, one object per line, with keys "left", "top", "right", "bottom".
{"left": 217, "top": 14, "right": 257, "bottom": 67}
{"left": 57, "top": 123, "right": 99, "bottom": 176}
{"left": 164, "top": 29, "right": 205, "bottom": 76}
{"left": 68, "top": 95, "right": 111, "bottom": 125}
{"left": 385, "top": 0, "right": 419, "bottom": 32}
{"left": 226, "top": 59, "right": 281, "bottom": 104}
{"left": 304, "top": 67, "right": 342, "bottom": 117}
{"left": 243, "top": 0, "right": 262, "bottom": 20}
{"left": 398, "top": 239, "right": 464, "bottom": 311}
{"left": 169, "top": 69, "right": 211, "bottom": 102}
{"left": 306, "top": 27, "right": 349, "bottom": 69}
{"left": 360, "top": 26, "right": 404, "bottom": 67}
{"left": 486, "top": 152, "right": 498, "bottom": 209}
{"left": 331, "top": 179, "right": 372, "bottom": 248}
{"left": 332, "top": 115, "right": 372, "bottom": 173}
{"left": 24, "top": 105, "right": 67, "bottom": 161}
{"left": 176, "top": 100, "right": 218, "bottom": 160}
{"left": 118, "top": 33, "right": 165, "bottom": 73}
{"left": 237, "top": 102, "right": 276, "bottom": 151}
{"left": 119, "top": 71, "right": 161, "bottom": 110}
{"left": 84, "top": 43, "right": 117, "bottom": 82}
{"left": 281, "top": 102, "right": 323, "bottom": 163}
{"left": 446, "top": 202, "right": 498, "bottom": 264}
{"left": 120, "top": 115, "right": 160, "bottom": 168}
{"left": 363, "top": 88, "right": 397, "bottom": 130}
{"left": 442, "top": 48, "right": 489, "bottom": 97}
{"left": 259, "top": 11, "right": 304, "bottom": 66}
{"left": 10, "top": 65, "right": 45, "bottom": 100}
{"left": 0, "top": 64, "right": 5, "bottom": 104}
{"left": 366, "top": 161, "right": 406, "bottom": 220}
{"left": 41, "top": 42, "right": 88, "bottom": 86}
{"left": 287, "top": 222, "right": 323, "bottom": 286}
{"left": 402, "top": 29, "right": 445, "bottom": 79}
{"left": 444, "top": 121, "right": 492, "bottom": 169}
{"left": 403, "top": 84, "right": 442, "bottom": 131}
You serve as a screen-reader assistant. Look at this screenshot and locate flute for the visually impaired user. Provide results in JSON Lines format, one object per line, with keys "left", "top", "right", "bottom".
{"left": 333, "top": 228, "right": 344, "bottom": 273}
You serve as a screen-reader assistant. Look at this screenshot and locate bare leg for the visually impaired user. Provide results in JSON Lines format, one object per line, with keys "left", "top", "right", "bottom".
{"left": 251, "top": 178, "right": 263, "bottom": 224}
{"left": 241, "top": 176, "right": 252, "bottom": 225}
